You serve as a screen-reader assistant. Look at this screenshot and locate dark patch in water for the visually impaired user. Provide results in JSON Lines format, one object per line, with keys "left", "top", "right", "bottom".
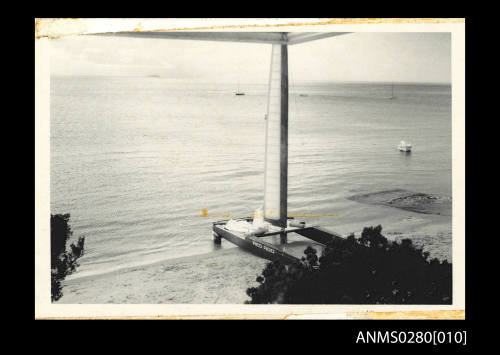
{"left": 348, "top": 189, "right": 451, "bottom": 216}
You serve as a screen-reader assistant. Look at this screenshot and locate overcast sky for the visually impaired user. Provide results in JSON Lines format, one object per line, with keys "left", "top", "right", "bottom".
{"left": 50, "top": 32, "right": 451, "bottom": 84}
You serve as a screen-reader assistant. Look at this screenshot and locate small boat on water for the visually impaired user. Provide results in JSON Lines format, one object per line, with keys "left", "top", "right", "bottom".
{"left": 398, "top": 140, "right": 412, "bottom": 152}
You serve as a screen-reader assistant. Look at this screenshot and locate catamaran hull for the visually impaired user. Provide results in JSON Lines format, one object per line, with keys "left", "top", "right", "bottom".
{"left": 213, "top": 220, "right": 343, "bottom": 265}
{"left": 213, "top": 224, "right": 298, "bottom": 264}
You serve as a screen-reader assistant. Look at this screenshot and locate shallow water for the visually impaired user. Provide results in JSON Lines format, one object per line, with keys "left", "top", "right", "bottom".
{"left": 51, "top": 77, "right": 452, "bottom": 279}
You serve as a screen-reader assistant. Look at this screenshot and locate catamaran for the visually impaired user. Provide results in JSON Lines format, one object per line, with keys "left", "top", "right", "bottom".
{"left": 102, "top": 31, "right": 349, "bottom": 264}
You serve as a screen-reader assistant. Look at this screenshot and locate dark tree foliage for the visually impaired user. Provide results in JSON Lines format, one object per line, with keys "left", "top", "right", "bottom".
{"left": 246, "top": 225, "right": 451, "bottom": 304}
{"left": 51, "top": 214, "right": 85, "bottom": 302}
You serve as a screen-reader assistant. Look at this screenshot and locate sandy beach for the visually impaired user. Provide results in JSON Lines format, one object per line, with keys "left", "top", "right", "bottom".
{"left": 59, "top": 247, "right": 269, "bottom": 304}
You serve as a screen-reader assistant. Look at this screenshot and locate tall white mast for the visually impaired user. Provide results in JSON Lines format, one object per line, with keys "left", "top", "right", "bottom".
{"left": 263, "top": 38, "right": 288, "bottom": 227}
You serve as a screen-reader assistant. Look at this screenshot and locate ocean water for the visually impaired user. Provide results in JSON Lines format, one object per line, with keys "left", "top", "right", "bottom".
{"left": 50, "top": 76, "right": 452, "bottom": 280}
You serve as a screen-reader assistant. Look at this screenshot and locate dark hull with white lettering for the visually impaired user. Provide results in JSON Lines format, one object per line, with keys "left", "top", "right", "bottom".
{"left": 212, "top": 218, "right": 343, "bottom": 264}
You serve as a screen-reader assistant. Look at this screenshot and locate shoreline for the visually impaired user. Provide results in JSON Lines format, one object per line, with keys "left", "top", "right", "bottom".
{"left": 59, "top": 246, "right": 269, "bottom": 304}
{"left": 63, "top": 247, "right": 242, "bottom": 285}
{"left": 58, "top": 215, "right": 451, "bottom": 304}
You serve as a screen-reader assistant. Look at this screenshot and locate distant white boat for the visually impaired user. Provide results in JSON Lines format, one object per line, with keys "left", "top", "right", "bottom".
{"left": 398, "top": 140, "right": 412, "bottom": 152}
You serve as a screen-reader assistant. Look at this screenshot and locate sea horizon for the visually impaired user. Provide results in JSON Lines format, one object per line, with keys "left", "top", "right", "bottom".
{"left": 49, "top": 73, "right": 451, "bottom": 87}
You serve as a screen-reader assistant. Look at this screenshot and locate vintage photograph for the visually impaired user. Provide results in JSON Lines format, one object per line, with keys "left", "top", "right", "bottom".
{"left": 36, "top": 19, "right": 465, "bottom": 317}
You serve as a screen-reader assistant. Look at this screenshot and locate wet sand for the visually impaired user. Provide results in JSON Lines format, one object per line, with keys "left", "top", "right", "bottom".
{"left": 58, "top": 247, "right": 268, "bottom": 304}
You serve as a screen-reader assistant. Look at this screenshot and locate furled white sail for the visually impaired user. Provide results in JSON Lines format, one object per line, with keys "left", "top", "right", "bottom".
{"left": 264, "top": 44, "right": 288, "bottom": 227}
